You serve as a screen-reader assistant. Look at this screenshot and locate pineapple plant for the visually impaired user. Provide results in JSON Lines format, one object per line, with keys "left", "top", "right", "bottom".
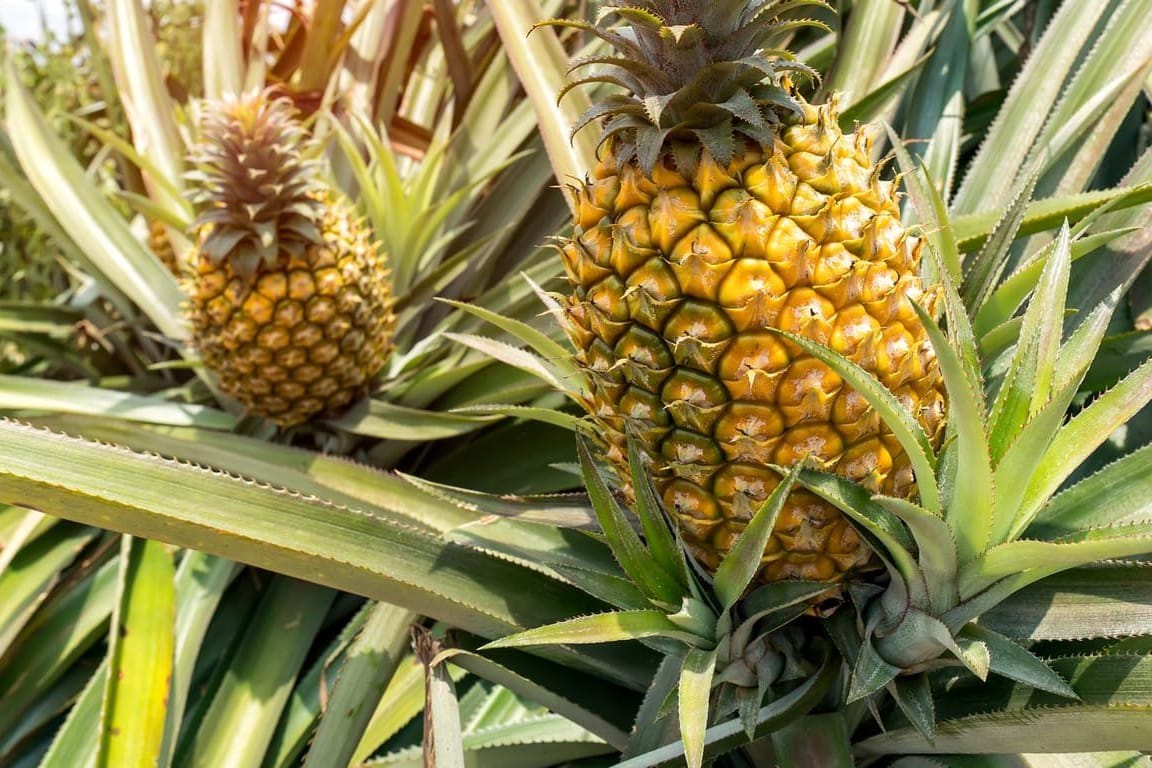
{"left": 4, "top": 0, "right": 1152, "bottom": 766}
{"left": 554, "top": 1, "right": 946, "bottom": 584}
{"left": 186, "top": 93, "right": 394, "bottom": 427}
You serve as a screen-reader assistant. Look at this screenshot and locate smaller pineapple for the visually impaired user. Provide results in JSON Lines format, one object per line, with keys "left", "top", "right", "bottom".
{"left": 148, "top": 218, "right": 180, "bottom": 275}
{"left": 186, "top": 93, "right": 394, "bottom": 427}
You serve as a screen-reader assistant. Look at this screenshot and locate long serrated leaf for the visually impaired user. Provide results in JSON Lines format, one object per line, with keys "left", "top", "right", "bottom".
{"left": 622, "top": 652, "right": 682, "bottom": 760}
{"left": 443, "top": 332, "right": 575, "bottom": 395}
{"left": 821, "top": 0, "right": 905, "bottom": 105}
{"left": 962, "top": 169, "right": 1042, "bottom": 315}
{"left": 986, "top": 222, "right": 1071, "bottom": 466}
{"left": 4, "top": 67, "right": 186, "bottom": 340}
{"left": 0, "top": 521, "right": 96, "bottom": 660}
{"left": 952, "top": 185, "right": 1152, "bottom": 252}
{"left": 900, "top": 2, "right": 970, "bottom": 198}
{"left": 1017, "top": 357, "right": 1152, "bottom": 526}
{"left": 790, "top": 469, "right": 923, "bottom": 604}
{"left": 958, "top": 624, "right": 1076, "bottom": 698}
{"left": 349, "top": 656, "right": 428, "bottom": 763}
{"left": 1027, "top": 444, "right": 1152, "bottom": 540}
{"left": 857, "top": 654, "right": 1152, "bottom": 755}
{"left": 202, "top": 0, "right": 244, "bottom": 99}
{"left": 448, "top": 519, "right": 649, "bottom": 610}
{"left": 578, "top": 436, "right": 684, "bottom": 608}
{"left": 980, "top": 566, "right": 1152, "bottom": 641}
{"left": 614, "top": 651, "right": 836, "bottom": 768}
{"left": 265, "top": 603, "right": 389, "bottom": 768}
{"left": 679, "top": 647, "right": 717, "bottom": 768}
{"left": 449, "top": 403, "right": 582, "bottom": 431}
{"left": 444, "top": 649, "right": 631, "bottom": 750}
{"left": 438, "top": 298, "right": 576, "bottom": 372}
{"left": 952, "top": 0, "right": 1122, "bottom": 213}
{"left": 0, "top": 556, "right": 116, "bottom": 737}
{"left": 482, "top": 609, "right": 707, "bottom": 650}
{"left": 771, "top": 330, "right": 939, "bottom": 512}
{"left": 959, "top": 525, "right": 1152, "bottom": 599}
{"left": 161, "top": 552, "right": 238, "bottom": 768}
{"left": 106, "top": 0, "right": 185, "bottom": 210}
{"left": 922, "top": 237, "right": 982, "bottom": 391}
{"left": 990, "top": 381, "right": 1080, "bottom": 546}
{"left": 627, "top": 438, "right": 691, "bottom": 592}
{"left": 848, "top": 639, "right": 902, "bottom": 703}
{"left": 0, "top": 420, "right": 645, "bottom": 688}
{"left": 974, "top": 228, "right": 1134, "bottom": 338}
{"left": 888, "top": 673, "right": 935, "bottom": 745}
{"left": 98, "top": 537, "right": 175, "bottom": 768}
{"left": 912, "top": 303, "right": 994, "bottom": 564}
{"left": 885, "top": 123, "right": 961, "bottom": 285}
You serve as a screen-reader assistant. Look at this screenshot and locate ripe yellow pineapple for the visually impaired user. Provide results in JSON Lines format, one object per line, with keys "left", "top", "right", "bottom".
{"left": 148, "top": 218, "right": 180, "bottom": 276}
{"left": 557, "top": 2, "right": 947, "bottom": 583}
{"left": 186, "top": 93, "right": 394, "bottom": 427}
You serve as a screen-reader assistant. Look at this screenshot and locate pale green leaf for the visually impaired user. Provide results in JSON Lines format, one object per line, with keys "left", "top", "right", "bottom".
{"left": 444, "top": 650, "right": 630, "bottom": 750}
{"left": 875, "top": 496, "right": 959, "bottom": 615}
{"left": 1017, "top": 357, "right": 1152, "bottom": 528}
{"left": 913, "top": 304, "right": 994, "bottom": 564}
{"left": 987, "top": 223, "right": 1071, "bottom": 464}
{"left": 0, "top": 375, "right": 235, "bottom": 429}
{"left": 713, "top": 464, "right": 800, "bottom": 611}
{"left": 679, "top": 648, "right": 717, "bottom": 768}
{"left": 614, "top": 653, "right": 836, "bottom": 768}
{"left": 489, "top": 1, "right": 597, "bottom": 213}
{"left": 0, "top": 557, "right": 116, "bottom": 738}
{"left": 302, "top": 602, "right": 417, "bottom": 768}
{"left": 1027, "top": 444, "right": 1152, "bottom": 540}
{"left": 38, "top": 663, "right": 107, "bottom": 768}
{"left": 99, "top": 538, "right": 175, "bottom": 768}
{"left": 4, "top": 68, "right": 187, "bottom": 340}
{"left": 482, "top": 610, "right": 707, "bottom": 650}
{"left": 180, "top": 579, "right": 334, "bottom": 767}
{"left": 325, "top": 398, "right": 501, "bottom": 440}
{"left": 980, "top": 567, "right": 1152, "bottom": 642}
{"left": 959, "top": 525, "right": 1152, "bottom": 599}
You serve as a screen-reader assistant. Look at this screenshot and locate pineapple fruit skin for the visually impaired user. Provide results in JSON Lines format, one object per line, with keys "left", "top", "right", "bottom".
{"left": 561, "top": 101, "right": 947, "bottom": 583}
{"left": 188, "top": 199, "right": 393, "bottom": 428}
{"left": 148, "top": 218, "right": 181, "bottom": 276}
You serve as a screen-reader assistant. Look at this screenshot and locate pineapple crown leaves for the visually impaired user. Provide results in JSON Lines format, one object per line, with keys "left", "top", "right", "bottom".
{"left": 187, "top": 91, "right": 328, "bottom": 278}
{"left": 540, "top": 0, "right": 831, "bottom": 172}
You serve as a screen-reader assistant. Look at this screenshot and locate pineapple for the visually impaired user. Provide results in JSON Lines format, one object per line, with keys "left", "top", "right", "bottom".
{"left": 186, "top": 93, "right": 394, "bottom": 427}
{"left": 148, "top": 218, "right": 180, "bottom": 276}
{"left": 558, "top": 2, "right": 947, "bottom": 583}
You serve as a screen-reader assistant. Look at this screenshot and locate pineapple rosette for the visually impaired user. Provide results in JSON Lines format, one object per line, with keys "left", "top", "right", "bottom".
{"left": 185, "top": 94, "right": 394, "bottom": 428}
{"left": 555, "top": 2, "right": 946, "bottom": 586}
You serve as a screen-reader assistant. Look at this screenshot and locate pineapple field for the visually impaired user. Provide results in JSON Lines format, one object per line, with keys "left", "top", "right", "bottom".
{"left": 1, "top": 1, "right": 1152, "bottom": 766}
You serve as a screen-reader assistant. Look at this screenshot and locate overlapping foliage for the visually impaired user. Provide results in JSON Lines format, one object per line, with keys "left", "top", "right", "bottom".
{"left": 0, "top": 1, "right": 1150, "bottom": 767}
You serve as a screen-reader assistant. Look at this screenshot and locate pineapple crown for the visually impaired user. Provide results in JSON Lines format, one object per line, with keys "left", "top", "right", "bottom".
{"left": 188, "top": 92, "right": 326, "bottom": 278}
{"left": 551, "top": 0, "right": 829, "bottom": 173}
